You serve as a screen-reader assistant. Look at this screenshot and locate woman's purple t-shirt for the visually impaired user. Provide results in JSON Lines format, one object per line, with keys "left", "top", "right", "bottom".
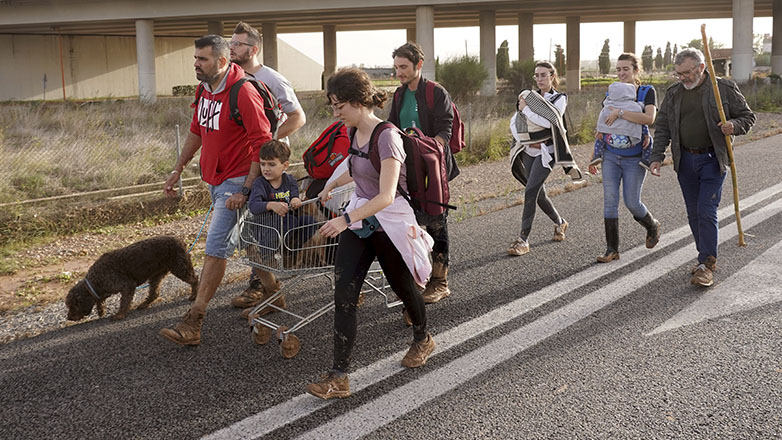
{"left": 349, "top": 127, "right": 408, "bottom": 200}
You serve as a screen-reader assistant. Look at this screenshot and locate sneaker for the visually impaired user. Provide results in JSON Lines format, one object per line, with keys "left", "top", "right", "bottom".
{"left": 401, "top": 333, "right": 435, "bottom": 368}
{"left": 507, "top": 237, "right": 530, "bottom": 256}
{"left": 306, "top": 372, "right": 350, "bottom": 400}
{"left": 690, "top": 264, "right": 714, "bottom": 287}
{"left": 553, "top": 220, "right": 568, "bottom": 242}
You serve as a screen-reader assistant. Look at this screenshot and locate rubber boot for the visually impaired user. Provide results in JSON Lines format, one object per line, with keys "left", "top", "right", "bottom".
{"left": 634, "top": 212, "right": 661, "bottom": 249}
{"left": 422, "top": 261, "right": 450, "bottom": 304}
{"left": 596, "top": 218, "right": 620, "bottom": 263}
{"left": 159, "top": 308, "right": 205, "bottom": 346}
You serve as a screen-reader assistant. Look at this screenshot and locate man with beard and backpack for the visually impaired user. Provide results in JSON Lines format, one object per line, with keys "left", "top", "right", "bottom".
{"left": 160, "top": 35, "right": 273, "bottom": 346}
{"left": 388, "top": 42, "right": 462, "bottom": 305}
{"left": 228, "top": 21, "right": 307, "bottom": 314}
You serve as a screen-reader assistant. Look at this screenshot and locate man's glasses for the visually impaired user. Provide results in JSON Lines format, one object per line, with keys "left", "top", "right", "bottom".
{"left": 673, "top": 66, "right": 699, "bottom": 79}
{"left": 229, "top": 41, "right": 254, "bottom": 48}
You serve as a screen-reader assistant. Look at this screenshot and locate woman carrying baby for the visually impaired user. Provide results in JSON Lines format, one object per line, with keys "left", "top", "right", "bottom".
{"left": 588, "top": 53, "right": 661, "bottom": 262}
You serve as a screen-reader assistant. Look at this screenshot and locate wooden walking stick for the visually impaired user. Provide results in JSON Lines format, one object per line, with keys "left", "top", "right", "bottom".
{"left": 701, "top": 24, "right": 746, "bottom": 246}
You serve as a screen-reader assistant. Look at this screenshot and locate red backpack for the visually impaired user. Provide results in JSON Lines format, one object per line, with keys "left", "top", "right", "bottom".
{"left": 302, "top": 121, "right": 350, "bottom": 180}
{"left": 393, "top": 80, "right": 466, "bottom": 154}
{"left": 349, "top": 122, "right": 456, "bottom": 216}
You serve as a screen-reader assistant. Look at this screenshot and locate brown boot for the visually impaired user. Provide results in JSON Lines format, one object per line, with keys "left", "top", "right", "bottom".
{"left": 159, "top": 308, "right": 204, "bottom": 346}
{"left": 422, "top": 261, "right": 450, "bottom": 304}
{"left": 401, "top": 333, "right": 435, "bottom": 368}
{"left": 231, "top": 278, "right": 282, "bottom": 308}
{"left": 239, "top": 287, "right": 286, "bottom": 319}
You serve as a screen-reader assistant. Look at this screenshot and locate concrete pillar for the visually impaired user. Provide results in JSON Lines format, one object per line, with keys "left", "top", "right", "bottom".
{"left": 732, "top": 0, "right": 754, "bottom": 82}
{"left": 624, "top": 21, "right": 636, "bottom": 55}
{"left": 416, "top": 6, "right": 435, "bottom": 80}
{"left": 518, "top": 12, "right": 534, "bottom": 62}
{"left": 135, "top": 19, "right": 156, "bottom": 105}
{"left": 262, "top": 22, "right": 278, "bottom": 70}
{"left": 407, "top": 27, "right": 416, "bottom": 43}
{"left": 207, "top": 20, "right": 224, "bottom": 36}
{"left": 323, "top": 24, "right": 337, "bottom": 89}
{"left": 479, "top": 10, "right": 497, "bottom": 96}
{"left": 566, "top": 16, "right": 581, "bottom": 92}
{"left": 773, "top": 0, "right": 782, "bottom": 74}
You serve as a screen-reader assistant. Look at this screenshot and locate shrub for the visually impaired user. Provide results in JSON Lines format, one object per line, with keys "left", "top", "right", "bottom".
{"left": 437, "top": 55, "right": 488, "bottom": 102}
{"left": 505, "top": 59, "right": 537, "bottom": 94}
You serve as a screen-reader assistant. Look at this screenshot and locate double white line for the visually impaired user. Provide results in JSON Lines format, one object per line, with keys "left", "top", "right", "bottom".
{"left": 205, "top": 183, "right": 782, "bottom": 440}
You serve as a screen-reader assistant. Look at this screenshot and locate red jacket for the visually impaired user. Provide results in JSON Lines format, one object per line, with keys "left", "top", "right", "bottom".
{"left": 190, "top": 63, "right": 272, "bottom": 185}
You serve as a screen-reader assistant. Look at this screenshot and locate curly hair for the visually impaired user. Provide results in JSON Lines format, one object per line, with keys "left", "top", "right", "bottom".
{"left": 326, "top": 68, "right": 387, "bottom": 109}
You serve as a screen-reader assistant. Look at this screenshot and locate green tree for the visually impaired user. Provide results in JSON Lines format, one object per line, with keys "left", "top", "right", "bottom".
{"left": 664, "top": 42, "right": 672, "bottom": 66}
{"left": 642, "top": 45, "right": 654, "bottom": 72}
{"left": 654, "top": 48, "right": 663, "bottom": 70}
{"left": 437, "top": 55, "right": 489, "bottom": 102}
{"left": 673, "top": 44, "right": 678, "bottom": 63}
{"left": 554, "top": 44, "right": 566, "bottom": 74}
{"left": 496, "top": 40, "right": 510, "bottom": 79}
{"left": 506, "top": 58, "right": 537, "bottom": 92}
{"left": 598, "top": 39, "right": 611, "bottom": 75}
{"left": 685, "top": 37, "right": 721, "bottom": 51}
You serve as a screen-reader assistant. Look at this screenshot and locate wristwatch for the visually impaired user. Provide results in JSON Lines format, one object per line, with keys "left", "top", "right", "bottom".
{"left": 240, "top": 186, "right": 251, "bottom": 197}
{"left": 343, "top": 212, "right": 352, "bottom": 225}
{"left": 618, "top": 110, "right": 625, "bottom": 118}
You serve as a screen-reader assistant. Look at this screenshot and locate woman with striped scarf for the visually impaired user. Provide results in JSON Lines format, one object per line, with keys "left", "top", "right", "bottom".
{"left": 507, "top": 61, "right": 570, "bottom": 256}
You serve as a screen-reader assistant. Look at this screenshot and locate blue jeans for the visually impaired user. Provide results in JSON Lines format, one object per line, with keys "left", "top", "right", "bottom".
{"left": 677, "top": 150, "right": 726, "bottom": 263}
{"left": 205, "top": 176, "right": 246, "bottom": 259}
{"left": 602, "top": 150, "right": 649, "bottom": 219}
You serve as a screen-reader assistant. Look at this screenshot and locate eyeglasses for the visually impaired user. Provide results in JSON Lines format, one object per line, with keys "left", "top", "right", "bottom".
{"left": 673, "top": 65, "right": 699, "bottom": 79}
{"left": 229, "top": 41, "right": 254, "bottom": 48}
{"left": 329, "top": 101, "right": 346, "bottom": 112}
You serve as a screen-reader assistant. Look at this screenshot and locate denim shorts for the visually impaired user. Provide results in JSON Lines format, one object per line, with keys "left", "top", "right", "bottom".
{"left": 205, "top": 176, "right": 246, "bottom": 259}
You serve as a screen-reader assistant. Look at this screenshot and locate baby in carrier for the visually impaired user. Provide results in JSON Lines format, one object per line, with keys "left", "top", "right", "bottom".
{"left": 591, "top": 82, "right": 652, "bottom": 169}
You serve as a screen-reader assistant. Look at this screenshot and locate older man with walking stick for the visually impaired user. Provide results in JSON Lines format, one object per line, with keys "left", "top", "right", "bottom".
{"left": 649, "top": 48, "right": 755, "bottom": 287}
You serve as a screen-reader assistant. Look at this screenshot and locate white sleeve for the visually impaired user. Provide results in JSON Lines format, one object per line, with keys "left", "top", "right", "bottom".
{"left": 510, "top": 112, "right": 521, "bottom": 141}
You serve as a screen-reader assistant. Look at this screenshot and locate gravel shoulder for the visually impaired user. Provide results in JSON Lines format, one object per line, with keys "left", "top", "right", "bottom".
{"left": 1, "top": 112, "right": 780, "bottom": 344}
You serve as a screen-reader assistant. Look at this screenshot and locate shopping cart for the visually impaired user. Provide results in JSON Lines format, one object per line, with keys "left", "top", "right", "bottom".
{"left": 237, "top": 187, "right": 400, "bottom": 358}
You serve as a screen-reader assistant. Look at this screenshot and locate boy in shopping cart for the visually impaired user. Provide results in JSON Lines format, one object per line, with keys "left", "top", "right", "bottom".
{"left": 231, "top": 140, "right": 317, "bottom": 312}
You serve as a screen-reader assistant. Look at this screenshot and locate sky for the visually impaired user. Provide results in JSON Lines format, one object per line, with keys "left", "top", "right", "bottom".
{"left": 279, "top": 17, "right": 773, "bottom": 68}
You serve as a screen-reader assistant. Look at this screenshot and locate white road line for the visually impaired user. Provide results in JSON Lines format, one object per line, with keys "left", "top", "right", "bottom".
{"left": 296, "top": 197, "right": 782, "bottom": 440}
{"left": 203, "top": 184, "right": 782, "bottom": 440}
{"left": 648, "top": 239, "right": 782, "bottom": 335}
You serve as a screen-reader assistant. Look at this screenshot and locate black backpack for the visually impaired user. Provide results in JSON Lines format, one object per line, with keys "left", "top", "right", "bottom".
{"left": 194, "top": 76, "right": 283, "bottom": 138}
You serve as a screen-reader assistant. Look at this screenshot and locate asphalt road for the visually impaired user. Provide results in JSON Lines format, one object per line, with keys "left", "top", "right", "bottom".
{"left": 2, "top": 135, "right": 780, "bottom": 440}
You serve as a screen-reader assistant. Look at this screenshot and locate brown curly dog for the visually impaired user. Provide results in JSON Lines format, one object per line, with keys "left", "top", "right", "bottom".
{"left": 65, "top": 236, "right": 198, "bottom": 321}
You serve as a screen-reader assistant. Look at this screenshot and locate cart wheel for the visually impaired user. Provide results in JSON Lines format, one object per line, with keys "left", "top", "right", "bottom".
{"left": 280, "top": 334, "right": 300, "bottom": 359}
{"left": 276, "top": 326, "right": 300, "bottom": 359}
{"left": 253, "top": 324, "right": 271, "bottom": 345}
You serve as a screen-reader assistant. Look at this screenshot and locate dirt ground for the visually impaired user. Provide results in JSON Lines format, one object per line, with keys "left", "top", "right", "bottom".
{"left": 2, "top": 112, "right": 780, "bottom": 316}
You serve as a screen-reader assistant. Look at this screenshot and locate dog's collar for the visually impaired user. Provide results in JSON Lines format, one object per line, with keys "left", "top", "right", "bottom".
{"left": 83, "top": 278, "right": 101, "bottom": 301}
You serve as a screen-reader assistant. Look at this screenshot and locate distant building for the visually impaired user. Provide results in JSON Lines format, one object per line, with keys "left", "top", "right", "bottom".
{"left": 362, "top": 67, "right": 395, "bottom": 79}
{"left": 710, "top": 48, "right": 732, "bottom": 77}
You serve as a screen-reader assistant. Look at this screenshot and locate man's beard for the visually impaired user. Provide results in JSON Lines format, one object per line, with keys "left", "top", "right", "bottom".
{"left": 682, "top": 72, "right": 705, "bottom": 90}
{"left": 231, "top": 51, "right": 251, "bottom": 67}
{"left": 196, "top": 67, "right": 219, "bottom": 83}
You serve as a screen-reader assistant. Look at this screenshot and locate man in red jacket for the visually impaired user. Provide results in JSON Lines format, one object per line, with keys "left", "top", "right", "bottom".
{"left": 160, "top": 35, "right": 272, "bottom": 346}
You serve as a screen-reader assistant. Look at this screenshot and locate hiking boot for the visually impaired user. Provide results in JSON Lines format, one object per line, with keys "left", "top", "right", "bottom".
{"left": 159, "top": 309, "right": 204, "bottom": 346}
{"left": 553, "top": 219, "right": 568, "bottom": 242}
{"left": 422, "top": 261, "right": 450, "bottom": 304}
{"left": 239, "top": 293, "right": 287, "bottom": 319}
{"left": 690, "top": 264, "right": 714, "bottom": 287}
{"left": 306, "top": 371, "right": 350, "bottom": 400}
{"left": 401, "top": 333, "right": 435, "bottom": 368}
{"left": 230, "top": 280, "right": 282, "bottom": 308}
{"left": 507, "top": 237, "right": 530, "bottom": 256}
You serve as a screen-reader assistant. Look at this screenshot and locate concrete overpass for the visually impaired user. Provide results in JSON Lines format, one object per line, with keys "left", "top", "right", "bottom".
{"left": 1, "top": 0, "right": 780, "bottom": 102}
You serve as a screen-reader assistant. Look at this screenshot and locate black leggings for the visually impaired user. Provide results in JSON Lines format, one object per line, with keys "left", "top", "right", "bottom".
{"left": 332, "top": 229, "right": 427, "bottom": 373}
